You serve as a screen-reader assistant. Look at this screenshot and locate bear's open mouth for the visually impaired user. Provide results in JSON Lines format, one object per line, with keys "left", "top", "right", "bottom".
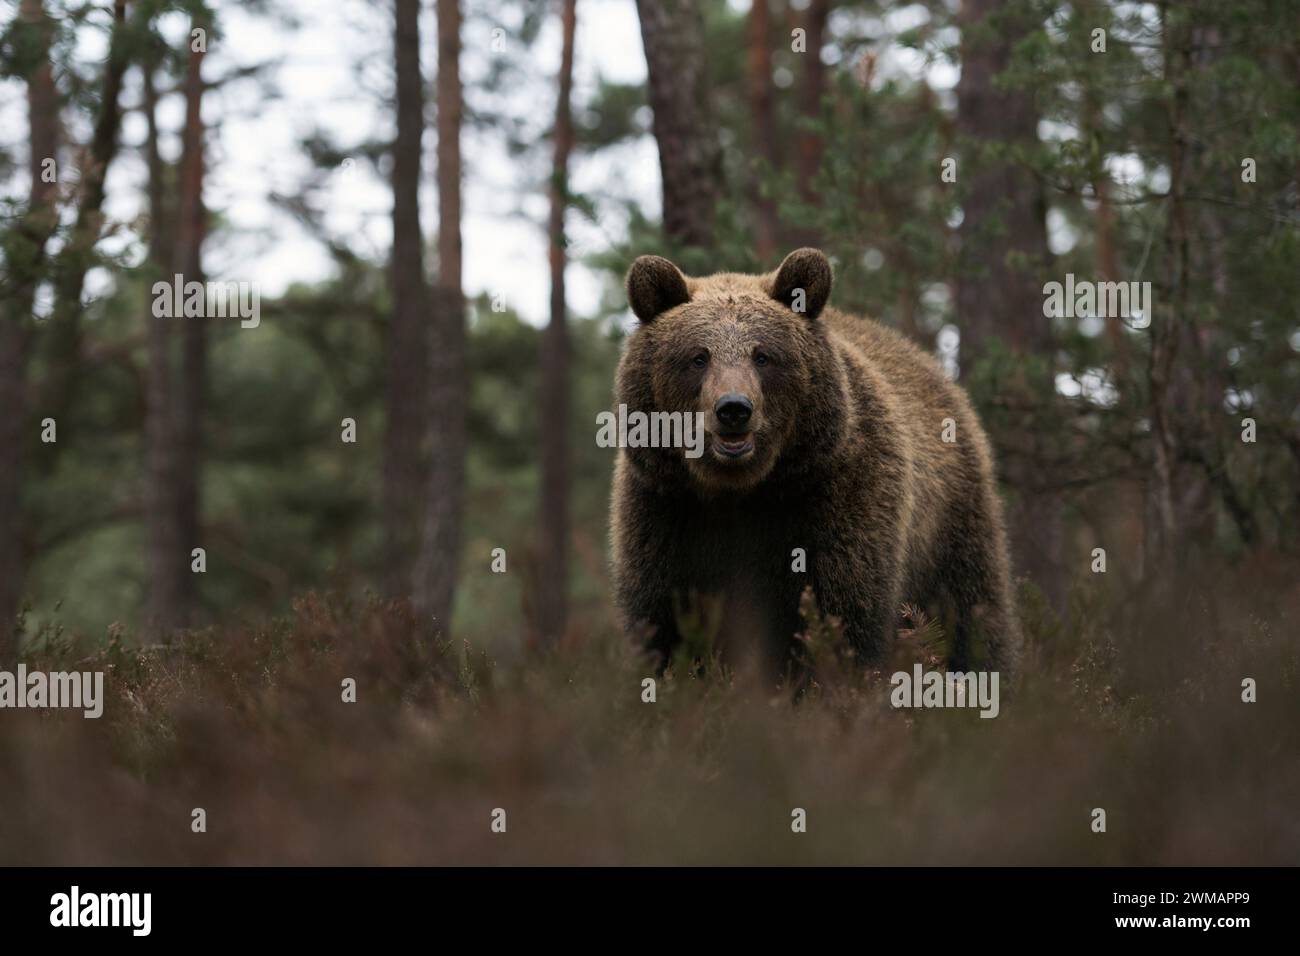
{"left": 712, "top": 432, "right": 754, "bottom": 458}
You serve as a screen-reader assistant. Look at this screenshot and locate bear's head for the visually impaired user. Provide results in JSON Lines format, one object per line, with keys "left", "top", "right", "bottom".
{"left": 616, "top": 248, "right": 847, "bottom": 494}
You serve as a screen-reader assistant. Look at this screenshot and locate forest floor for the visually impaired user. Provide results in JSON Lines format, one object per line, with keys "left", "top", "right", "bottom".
{"left": 2, "top": 555, "right": 1297, "bottom": 865}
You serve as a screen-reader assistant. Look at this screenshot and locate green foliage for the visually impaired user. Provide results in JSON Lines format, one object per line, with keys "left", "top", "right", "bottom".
{"left": 19, "top": 264, "right": 621, "bottom": 651}
{"left": 7, "top": 0, "right": 1299, "bottom": 674}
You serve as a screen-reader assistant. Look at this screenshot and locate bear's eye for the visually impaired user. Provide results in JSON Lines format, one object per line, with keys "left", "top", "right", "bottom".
{"left": 691, "top": 352, "right": 709, "bottom": 369}
{"left": 754, "top": 351, "right": 770, "bottom": 367}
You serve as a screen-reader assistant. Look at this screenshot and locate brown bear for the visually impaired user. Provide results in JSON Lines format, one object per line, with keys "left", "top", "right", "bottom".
{"left": 609, "top": 248, "right": 1021, "bottom": 677}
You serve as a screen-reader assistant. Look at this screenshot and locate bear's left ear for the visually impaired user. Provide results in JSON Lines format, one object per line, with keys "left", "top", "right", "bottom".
{"left": 769, "top": 247, "right": 832, "bottom": 320}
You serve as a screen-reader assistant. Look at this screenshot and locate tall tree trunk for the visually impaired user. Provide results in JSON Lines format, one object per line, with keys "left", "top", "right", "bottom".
{"left": 536, "top": 0, "right": 578, "bottom": 646}
{"left": 1, "top": 0, "right": 61, "bottom": 659}
{"left": 385, "top": 0, "right": 431, "bottom": 597}
{"left": 1093, "top": 174, "right": 1125, "bottom": 348}
{"left": 634, "top": 0, "right": 722, "bottom": 252}
{"left": 1078, "top": 18, "right": 1143, "bottom": 577}
{"left": 0, "top": 322, "right": 27, "bottom": 663}
{"left": 39, "top": 0, "right": 129, "bottom": 470}
{"left": 955, "top": 0, "right": 1050, "bottom": 358}
{"left": 1145, "top": 2, "right": 1189, "bottom": 570}
{"left": 173, "top": 25, "right": 207, "bottom": 626}
{"left": 19, "top": 0, "right": 59, "bottom": 234}
{"left": 1081, "top": 69, "right": 1127, "bottom": 372}
{"left": 143, "top": 57, "right": 185, "bottom": 634}
{"left": 747, "top": 0, "right": 779, "bottom": 263}
{"left": 796, "top": 0, "right": 830, "bottom": 205}
{"left": 1176, "top": 22, "right": 1236, "bottom": 552}
{"left": 955, "top": 0, "right": 1064, "bottom": 607}
{"left": 414, "top": 0, "right": 467, "bottom": 634}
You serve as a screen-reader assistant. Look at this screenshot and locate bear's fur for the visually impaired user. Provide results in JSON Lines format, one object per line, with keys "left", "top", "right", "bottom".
{"left": 610, "top": 248, "right": 1021, "bottom": 676}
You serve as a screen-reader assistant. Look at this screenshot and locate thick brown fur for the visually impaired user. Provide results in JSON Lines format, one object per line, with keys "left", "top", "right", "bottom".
{"left": 609, "top": 248, "right": 1022, "bottom": 678}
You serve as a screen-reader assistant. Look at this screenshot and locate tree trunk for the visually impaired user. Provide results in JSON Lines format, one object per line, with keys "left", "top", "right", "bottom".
{"left": 0, "top": 323, "right": 27, "bottom": 663}
{"left": 955, "top": 0, "right": 1050, "bottom": 359}
{"left": 955, "top": 0, "right": 1064, "bottom": 607}
{"left": 747, "top": 0, "right": 779, "bottom": 263}
{"left": 414, "top": 0, "right": 467, "bottom": 635}
{"left": 385, "top": 0, "right": 431, "bottom": 598}
{"left": 1081, "top": 67, "right": 1127, "bottom": 371}
{"left": 634, "top": 0, "right": 722, "bottom": 252}
{"left": 39, "top": 0, "right": 129, "bottom": 470}
{"left": 143, "top": 57, "right": 185, "bottom": 635}
{"left": 535, "top": 0, "right": 578, "bottom": 646}
{"left": 1145, "top": 2, "right": 1189, "bottom": 570}
{"left": 1175, "top": 22, "right": 1235, "bottom": 553}
{"left": 173, "top": 24, "right": 207, "bottom": 626}
{"left": 22, "top": 0, "right": 59, "bottom": 217}
{"left": 796, "top": 0, "right": 830, "bottom": 204}
{"left": 1, "top": 0, "right": 61, "bottom": 660}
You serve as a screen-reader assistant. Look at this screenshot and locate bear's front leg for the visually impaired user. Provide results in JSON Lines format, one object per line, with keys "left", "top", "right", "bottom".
{"left": 810, "top": 533, "right": 903, "bottom": 665}
{"left": 612, "top": 557, "right": 682, "bottom": 670}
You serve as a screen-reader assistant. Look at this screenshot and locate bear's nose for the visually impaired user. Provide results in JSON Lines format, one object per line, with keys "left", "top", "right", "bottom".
{"left": 714, "top": 393, "right": 753, "bottom": 431}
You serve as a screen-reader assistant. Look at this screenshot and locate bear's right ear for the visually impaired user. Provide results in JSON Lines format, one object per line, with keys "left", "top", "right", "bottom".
{"left": 770, "top": 247, "right": 832, "bottom": 320}
{"left": 626, "top": 255, "right": 691, "bottom": 322}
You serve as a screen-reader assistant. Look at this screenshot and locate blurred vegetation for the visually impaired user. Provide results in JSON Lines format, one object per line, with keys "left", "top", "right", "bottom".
{"left": 21, "top": 264, "right": 623, "bottom": 657}
{"left": 3, "top": 558, "right": 1297, "bottom": 864}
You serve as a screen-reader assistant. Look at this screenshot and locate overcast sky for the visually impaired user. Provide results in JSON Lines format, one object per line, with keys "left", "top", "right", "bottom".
{"left": 0, "top": 0, "right": 663, "bottom": 325}
{"left": 1, "top": 0, "right": 982, "bottom": 327}
{"left": 191, "top": 0, "right": 661, "bottom": 324}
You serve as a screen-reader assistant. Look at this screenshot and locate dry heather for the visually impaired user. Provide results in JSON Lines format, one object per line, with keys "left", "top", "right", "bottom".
{"left": 1, "top": 557, "right": 1297, "bottom": 865}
